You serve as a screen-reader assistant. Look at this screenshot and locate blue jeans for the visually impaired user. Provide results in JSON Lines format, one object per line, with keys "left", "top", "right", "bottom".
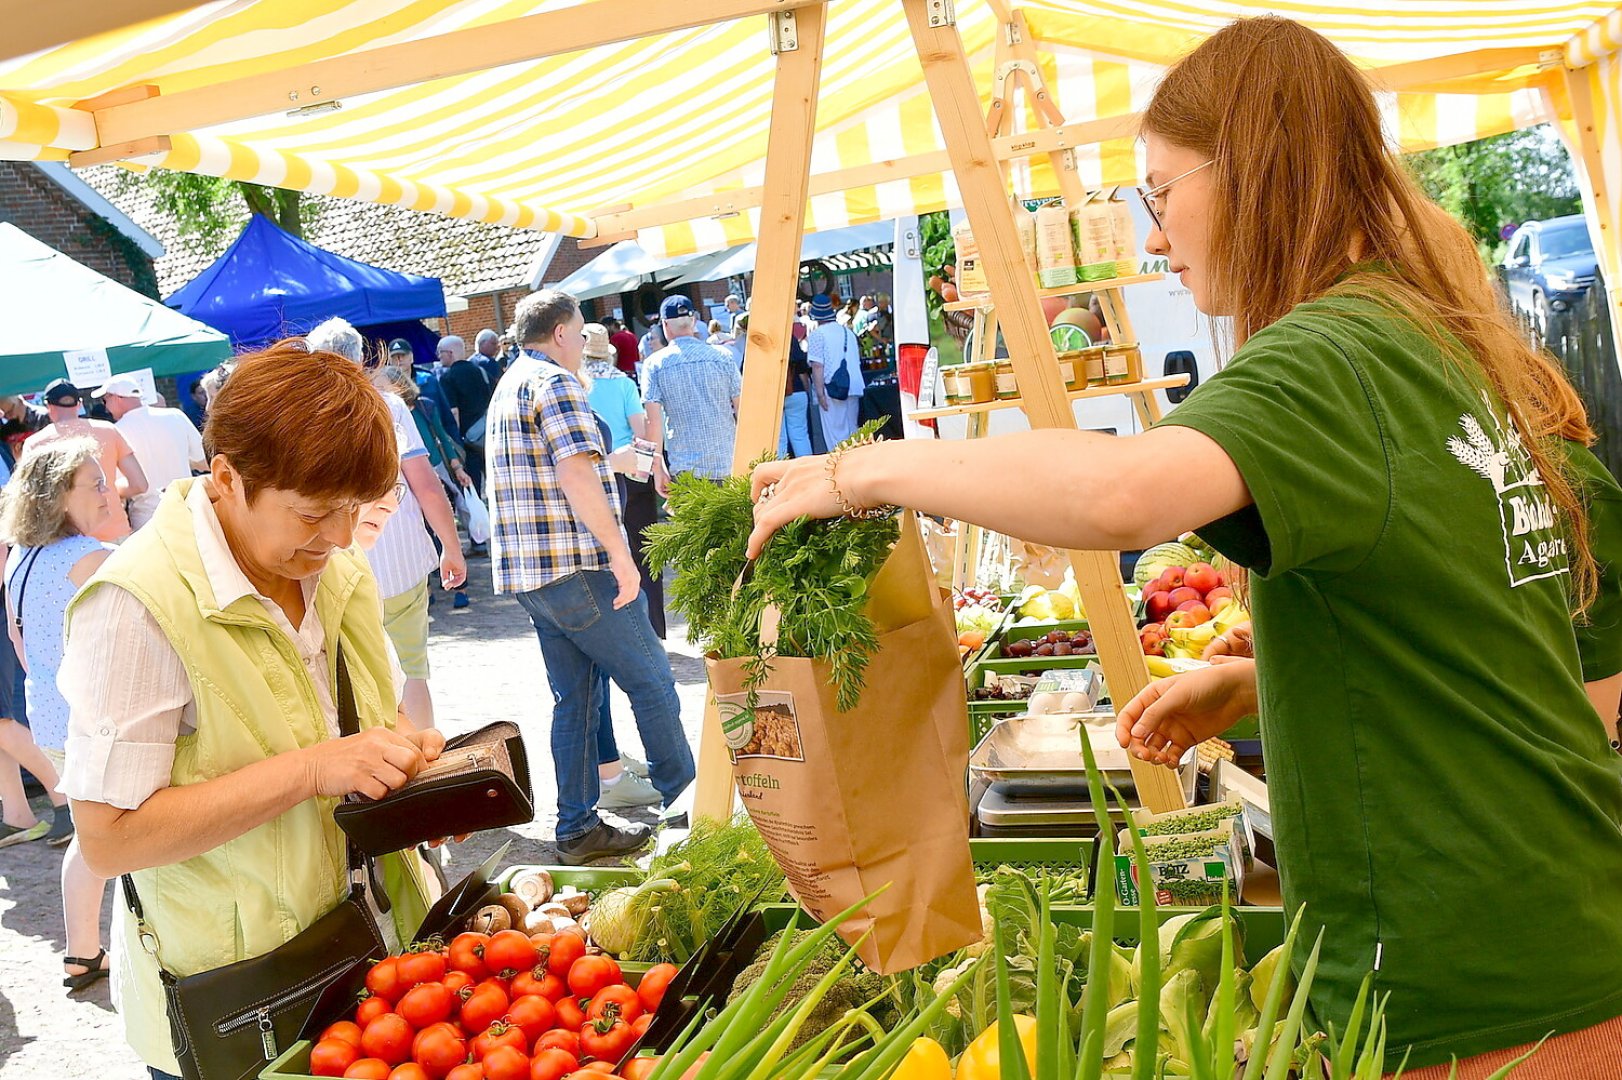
{"left": 516, "top": 571, "right": 695, "bottom": 842}
{"left": 150, "top": 1070, "right": 182, "bottom": 1080}
{"left": 779, "top": 391, "right": 813, "bottom": 458}
{"left": 594, "top": 668, "right": 618, "bottom": 765}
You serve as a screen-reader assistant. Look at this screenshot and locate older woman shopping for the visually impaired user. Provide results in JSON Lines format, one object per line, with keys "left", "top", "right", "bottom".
{"left": 57, "top": 345, "right": 443, "bottom": 1080}
{"left": 0, "top": 438, "right": 112, "bottom": 989}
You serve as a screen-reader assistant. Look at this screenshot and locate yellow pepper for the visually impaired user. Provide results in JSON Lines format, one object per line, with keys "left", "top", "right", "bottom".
{"left": 890, "top": 1036, "right": 952, "bottom": 1080}
{"left": 955, "top": 1016, "right": 1038, "bottom": 1080}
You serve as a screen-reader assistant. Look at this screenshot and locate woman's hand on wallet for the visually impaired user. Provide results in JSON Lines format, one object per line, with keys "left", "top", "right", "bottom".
{"left": 306, "top": 728, "right": 427, "bottom": 800}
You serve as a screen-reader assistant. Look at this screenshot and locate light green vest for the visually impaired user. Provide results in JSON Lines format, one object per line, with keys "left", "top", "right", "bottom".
{"left": 68, "top": 480, "right": 430, "bottom": 1072}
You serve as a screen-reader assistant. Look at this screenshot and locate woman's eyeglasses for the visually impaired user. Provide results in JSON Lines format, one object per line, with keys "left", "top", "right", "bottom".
{"left": 1135, "top": 159, "right": 1214, "bottom": 231}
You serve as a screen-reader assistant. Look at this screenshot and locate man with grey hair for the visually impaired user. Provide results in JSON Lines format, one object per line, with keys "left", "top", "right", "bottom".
{"left": 487, "top": 288, "right": 694, "bottom": 863}
{"left": 306, "top": 317, "right": 467, "bottom": 728}
{"left": 474, "top": 328, "right": 506, "bottom": 381}
{"left": 724, "top": 293, "right": 746, "bottom": 337}
{"left": 437, "top": 333, "right": 495, "bottom": 497}
{"left": 639, "top": 294, "right": 741, "bottom": 497}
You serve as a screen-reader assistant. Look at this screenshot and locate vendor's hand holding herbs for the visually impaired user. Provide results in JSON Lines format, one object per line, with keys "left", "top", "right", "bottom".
{"left": 1115, "top": 657, "right": 1256, "bottom": 766}
{"left": 304, "top": 726, "right": 430, "bottom": 800}
{"left": 747, "top": 453, "right": 847, "bottom": 558}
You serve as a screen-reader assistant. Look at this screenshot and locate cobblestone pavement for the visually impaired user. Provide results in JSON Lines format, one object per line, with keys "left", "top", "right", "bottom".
{"left": 0, "top": 564, "right": 712, "bottom": 1080}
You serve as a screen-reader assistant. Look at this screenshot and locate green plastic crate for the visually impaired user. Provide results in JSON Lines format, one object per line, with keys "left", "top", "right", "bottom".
{"left": 988, "top": 619, "right": 1092, "bottom": 656}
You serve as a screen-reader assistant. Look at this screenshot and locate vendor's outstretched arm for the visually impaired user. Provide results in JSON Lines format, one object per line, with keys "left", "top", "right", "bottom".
{"left": 747, "top": 426, "right": 1251, "bottom": 557}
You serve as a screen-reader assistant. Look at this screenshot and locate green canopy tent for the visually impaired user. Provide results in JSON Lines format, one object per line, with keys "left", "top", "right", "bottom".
{"left": 0, "top": 222, "right": 231, "bottom": 396}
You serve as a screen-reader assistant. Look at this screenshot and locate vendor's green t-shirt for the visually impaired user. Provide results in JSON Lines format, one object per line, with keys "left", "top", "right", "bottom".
{"left": 1160, "top": 289, "right": 1622, "bottom": 1069}
{"left": 1570, "top": 443, "right": 1622, "bottom": 687}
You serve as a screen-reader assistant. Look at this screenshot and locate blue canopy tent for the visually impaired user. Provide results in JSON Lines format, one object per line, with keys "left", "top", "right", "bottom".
{"left": 167, "top": 214, "right": 446, "bottom": 348}
{"left": 0, "top": 222, "right": 231, "bottom": 396}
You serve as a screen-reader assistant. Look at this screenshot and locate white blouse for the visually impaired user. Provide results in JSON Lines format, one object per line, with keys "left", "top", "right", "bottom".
{"left": 59, "top": 481, "right": 405, "bottom": 811}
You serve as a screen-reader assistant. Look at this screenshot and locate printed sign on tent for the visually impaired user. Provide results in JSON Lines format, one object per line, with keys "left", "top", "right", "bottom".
{"left": 62, "top": 348, "right": 112, "bottom": 389}
{"left": 126, "top": 368, "right": 159, "bottom": 403}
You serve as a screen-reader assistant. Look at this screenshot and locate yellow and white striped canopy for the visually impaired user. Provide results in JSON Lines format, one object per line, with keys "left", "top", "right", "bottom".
{"left": 0, "top": 1, "right": 1611, "bottom": 259}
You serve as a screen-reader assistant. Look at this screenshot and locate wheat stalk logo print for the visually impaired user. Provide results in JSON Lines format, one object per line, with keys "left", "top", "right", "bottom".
{"left": 1447, "top": 413, "right": 1509, "bottom": 493}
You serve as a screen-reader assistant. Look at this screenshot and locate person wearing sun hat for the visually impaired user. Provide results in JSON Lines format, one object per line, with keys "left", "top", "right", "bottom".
{"left": 806, "top": 292, "right": 864, "bottom": 448}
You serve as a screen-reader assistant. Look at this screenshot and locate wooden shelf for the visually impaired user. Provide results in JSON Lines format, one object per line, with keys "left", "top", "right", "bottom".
{"left": 907, "top": 373, "right": 1191, "bottom": 421}
{"left": 943, "top": 273, "right": 1165, "bottom": 312}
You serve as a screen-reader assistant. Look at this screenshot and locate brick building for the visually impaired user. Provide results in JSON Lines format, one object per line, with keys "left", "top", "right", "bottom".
{"left": 82, "top": 168, "right": 734, "bottom": 347}
{"left": 0, "top": 161, "right": 163, "bottom": 299}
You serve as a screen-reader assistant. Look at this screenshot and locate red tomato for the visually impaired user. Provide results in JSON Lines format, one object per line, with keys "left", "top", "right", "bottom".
{"left": 619, "top": 1058, "right": 659, "bottom": 1080}
{"left": 581, "top": 1064, "right": 618, "bottom": 1074}
{"left": 449, "top": 933, "right": 492, "bottom": 981}
{"left": 635, "top": 965, "right": 677, "bottom": 1015}
{"left": 356, "top": 996, "right": 393, "bottom": 1027}
{"left": 554, "top": 996, "right": 587, "bottom": 1032}
{"left": 535, "top": 1030, "right": 581, "bottom": 1058}
{"left": 546, "top": 933, "right": 586, "bottom": 978}
{"left": 510, "top": 967, "right": 549, "bottom": 1000}
{"left": 470, "top": 1022, "right": 527, "bottom": 1061}
{"left": 342, "top": 1059, "right": 391, "bottom": 1080}
{"left": 629, "top": 1016, "right": 651, "bottom": 1039}
{"left": 366, "top": 957, "right": 406, "bottom": 1003}
{"left": 390, "top": 1066, "right": 432, "bottom": 1080}
{"left": 399, "top": 982, "right": 456, "bottom": 1029}
{"left": 580, "top": 1019, "right": 635, "bottom": 1065}
{"left": 323, "top": 1021, "right": 366, "bottom": 1048}
{"left": 528, "top": 933, "right": 555, "bottom": 965}
{"left": 482, "top": 1045, "right": 531, "bottom": 1080}
{"left": 530, "top": 1048, "right": 579, "bottom": 1080}
{"left": 536, "top": 974, "right": 568, "bottom": 1002}
{"left": 443, "top": 970, "right": 476, "bottom": 998}
{"left": 566, "top": 955, "right": 621, "bottom": 1000}
{"left": 311, "top": 1038, "right": 362, "bottom": 1077}
{"left": 446, "top": 1065, "right": 486, "bottom": 1080}
{"left": 460, "top": 984, "right": 511, "bottom": 1035}
{"left": 399, "top": 950, "right": 448, "bottom": 989}
{"left": 507, "top": 993, "right": 558, "bottom": 1045}
{"left": 585, "top": 986, "right": 641, "bottom": 1026}
{"left": 477, "top": 975, "right": 514, "bottom": 1001}
{"left": 362, "top": 1014, "right": 415, "bottom": 1067}
{"left": 411, "top": 1024, "right": 467, "bottom": 1080}
{"left": 484, "top": 930, "right": 537, "bottom": 977}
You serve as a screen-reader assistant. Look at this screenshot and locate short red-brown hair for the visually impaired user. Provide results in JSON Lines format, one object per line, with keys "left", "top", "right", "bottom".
{"left": 204, "top": 342, "right": 396, "bottom": 504}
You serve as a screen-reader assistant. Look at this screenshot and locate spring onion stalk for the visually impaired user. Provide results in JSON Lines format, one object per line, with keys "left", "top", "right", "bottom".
{"left": 1077, "top": 731, "right": 1116, "bottom": 1080}
{"left": 995, "top": 914, "right": 1033, "bottom": 1080}
{"left": 1238, "top": 908, "right": 1305, "bottom": 1080}
{"left": 1328, "top": 974, "right": 1373, "bottom": 1078}
{"left": 1109, "top": 781, "right": 1161, "bottom": 1080}
{"left": 1261, "top": 931, "right": 1322, "bottom": 1079}
{"left": 740, "top": 934, "right": 873, "bottom": 1080}
{"left": 841, "top": 957, "right": 983, "bottom": 1080}
{"left": 1210, "top": 882, "right": 1237, "bottom": 1080}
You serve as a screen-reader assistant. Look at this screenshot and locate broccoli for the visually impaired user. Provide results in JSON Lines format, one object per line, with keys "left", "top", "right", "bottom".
{"left": 726, "top": 930, "right": 896, "bottom": 1050}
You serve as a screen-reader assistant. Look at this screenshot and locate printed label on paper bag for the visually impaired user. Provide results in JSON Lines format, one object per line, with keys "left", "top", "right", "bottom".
{"left": 716, "top": 690, "right": 806, "bottom": 764}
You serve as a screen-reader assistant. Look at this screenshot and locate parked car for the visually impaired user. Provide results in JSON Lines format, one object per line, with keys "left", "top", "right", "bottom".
{"left": 1501, "top": 214, "right": 1598, "bottom": 332}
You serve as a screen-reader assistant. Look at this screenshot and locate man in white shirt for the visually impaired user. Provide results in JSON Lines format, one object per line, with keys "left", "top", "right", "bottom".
{"left": 93, "top": 375, "right": 206, "bottom": 531}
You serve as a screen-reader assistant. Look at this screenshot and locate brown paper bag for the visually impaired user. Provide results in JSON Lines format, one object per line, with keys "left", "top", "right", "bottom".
{"left": 707, "top": 514, "right": 980, "bottom": 973}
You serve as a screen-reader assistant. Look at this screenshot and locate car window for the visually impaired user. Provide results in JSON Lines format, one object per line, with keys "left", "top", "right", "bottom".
{"left": 1538, "top": 225, "right": 1592, "bottom": 261}
{"left": 1507, "top": 232, "right": 1530, "bottom": 264}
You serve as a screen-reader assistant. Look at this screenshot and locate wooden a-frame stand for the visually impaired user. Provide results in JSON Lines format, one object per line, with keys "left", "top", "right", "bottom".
{"left": 691, "top": 0, "right": 1184, "bottom": 821}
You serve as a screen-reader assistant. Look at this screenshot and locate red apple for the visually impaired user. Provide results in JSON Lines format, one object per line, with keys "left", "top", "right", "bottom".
{"left": 1175, "top": 601, "right": 1212, "bottom": 625}
{"left": 1141, "top": 622, "right": 1163, "bottom": 635}
{"left": 1167, "top": 586, "right": 1202, "bottom": 609}
{"left": 1145, "top": 591, "right": 1178, "bottom": 622}
{"left": 1139, "top": 630, "right": 1166, "bottom": 655}
{"left": 1156, "top": 566, "right": 1186, "bottom": 591}
{"left": 1041, "top": 295, "right": 1070, "bottom": 325}
{"left": 1185, "top": 562, "right": 1221, "bottom": 594}
{"left": 1204, "top": 586, "right": 1234, "bottom": 607}
{"left": 1164, "top": 610, "right": 1197, "bottom": 630}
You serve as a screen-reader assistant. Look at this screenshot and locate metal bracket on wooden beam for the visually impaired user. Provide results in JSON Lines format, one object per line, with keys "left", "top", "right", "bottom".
{"left": 68, "top": 135, "right": 171, "bottom": 168}
{"left": 927, "top": 0, "right": 955, "bottom": 27}
{"left": 1538, "top": 47, "right": 1564, "bottom": 71}
{"left": 769, "top": 10, "right": 799, "bottom": 54}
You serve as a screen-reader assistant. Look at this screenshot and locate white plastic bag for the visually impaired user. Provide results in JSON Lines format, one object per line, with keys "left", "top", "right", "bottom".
{"left": 463, "top": 485, "right": 491, "bottom": 545}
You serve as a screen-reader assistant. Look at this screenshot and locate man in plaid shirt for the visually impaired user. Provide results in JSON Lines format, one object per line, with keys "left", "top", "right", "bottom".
{"left": 486, "top": 290, "right": 694, "bottom": 864}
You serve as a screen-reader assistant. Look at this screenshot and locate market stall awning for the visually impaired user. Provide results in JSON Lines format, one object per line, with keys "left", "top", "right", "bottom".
{"left": 666, "top": 220, "right": 897, "bottom": 285}
{"left": 167, "top": 214, "right": 447, "bottom": 347}
{"left": 552, "top": 239, "right": 706, "bottom": 301}
{"left": 0, "top": 222, "right": 231, "bottom": 395}
{"left": 0, "top": 1, "right": 1594, "bottom": 258}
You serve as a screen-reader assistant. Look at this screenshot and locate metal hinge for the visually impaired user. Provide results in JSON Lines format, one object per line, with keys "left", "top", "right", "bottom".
{"left": 1537, "top": 47, "right": 1563, "bottom": 71}
{"left": 769, "top": 10, "right": 798, "bottom": 54}
{"left": 928, "top": 0, "right": 956, "bottom": 28}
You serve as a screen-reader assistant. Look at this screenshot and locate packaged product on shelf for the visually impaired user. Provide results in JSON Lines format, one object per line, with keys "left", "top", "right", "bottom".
{"left": 1081, "top": 344, "right": 1107, "bottom": 386}
{"left": 994, "top": 360, "right": 1019, "bottom": 400}
{"left": 1035, "top": 201, "right": 1079, "bottom": 288}
{"left": 963, "top": 361, "right": 997, "bottom": 403}
{"left": 942, "top": 364, "right": 971, "bottom": 405}
{"left": 1012, "top": 197, "right": 1039, "bottom": 278}
{"left": 1108, "top": 191, "right": 1138, "bottom": 277}
{"left": 1072, "top": 197, "right": 1117, "bottom": 283}
{"left": 954, "top": 221, "right": 989, "bottom": 296}
{"left": 1103, "top": 342, "right": 1142, "bottom": 385}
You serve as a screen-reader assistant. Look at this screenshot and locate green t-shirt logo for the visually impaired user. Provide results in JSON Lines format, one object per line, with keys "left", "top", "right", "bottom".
{"left": 1446, "top": 394, "right": 1569, "bottom": 587}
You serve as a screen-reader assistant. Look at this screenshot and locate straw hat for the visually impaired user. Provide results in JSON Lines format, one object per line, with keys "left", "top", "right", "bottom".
{"left": 582, "top": 323, "right": 615, "bottom": 360}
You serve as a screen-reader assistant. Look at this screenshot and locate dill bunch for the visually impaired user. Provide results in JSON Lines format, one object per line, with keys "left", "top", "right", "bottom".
{"left": 644, "top": 422, "right": 899, "bottom": 712}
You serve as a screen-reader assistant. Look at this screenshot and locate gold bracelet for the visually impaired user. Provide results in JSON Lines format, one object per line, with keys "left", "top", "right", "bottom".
{"left": 825, "top": 434, "right": 895, "bottom": 520}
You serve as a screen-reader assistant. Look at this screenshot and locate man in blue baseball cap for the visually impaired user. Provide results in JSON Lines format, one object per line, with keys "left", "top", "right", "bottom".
{"left": 639, "top": 294, "right": 743, "bottom": 497}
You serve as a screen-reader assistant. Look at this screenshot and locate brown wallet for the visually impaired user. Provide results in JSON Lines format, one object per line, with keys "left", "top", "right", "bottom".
{"left": 333, "top": 721, "right": 534, "bottom": 856}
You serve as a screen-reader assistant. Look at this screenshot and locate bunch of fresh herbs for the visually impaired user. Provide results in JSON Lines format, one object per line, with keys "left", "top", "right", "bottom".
{"left": 644, "top": 424, "right": 900, "bottom": 712}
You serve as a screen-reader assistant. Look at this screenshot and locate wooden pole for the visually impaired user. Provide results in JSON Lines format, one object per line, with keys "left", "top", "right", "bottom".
{"left": 902, "top": 0, "right": 1182, "bottom": 812}
{"left": 1563, "top": 64, "right": 1622, "bottom": 324}
{"left": 691, "top": 3, "right": 828, "bottom": 825}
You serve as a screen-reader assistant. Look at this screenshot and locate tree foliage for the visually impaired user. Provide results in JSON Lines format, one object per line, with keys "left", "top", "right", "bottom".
{"left": 1406, "top": 124, "right": 1582, "bottom": 260}
{"left": 104, "top": 167, "right": 313, "bottom": 245}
